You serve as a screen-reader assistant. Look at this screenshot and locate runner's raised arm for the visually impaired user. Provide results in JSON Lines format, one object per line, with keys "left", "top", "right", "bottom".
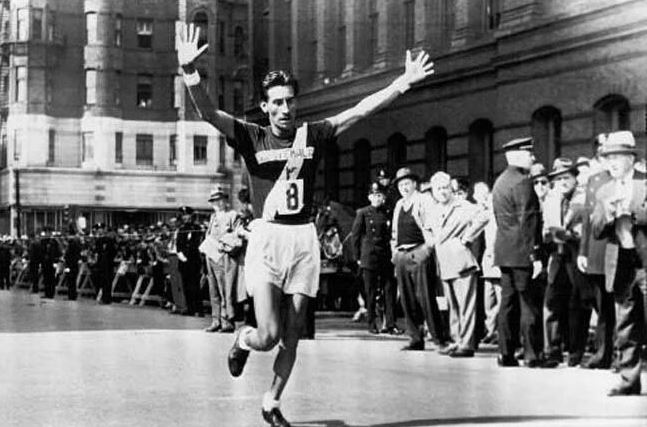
{"left": 327, "top": 50, "right": 435, "bottom": 137}
{"left": 177, "top": 23, "right": 236, "bottom": 139}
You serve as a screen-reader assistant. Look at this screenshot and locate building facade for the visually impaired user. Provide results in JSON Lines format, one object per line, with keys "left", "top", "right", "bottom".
{"left": 0, "top": 0, "right": 249, "bottom": 235}
{"left": 248, "top": 0, "right": 647, "bottom": 207}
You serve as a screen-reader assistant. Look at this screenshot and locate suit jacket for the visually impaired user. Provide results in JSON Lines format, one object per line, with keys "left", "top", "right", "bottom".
{"left": 351, "top": 205, "right": 391, "bottom": 270}
{"left": 578, "top": 170, "right": 612, "bottom": 275}
{"left": 391, "top": 191, "right": 435, "bottom": 252}
{"left": 543, "top": 189, "right": 593, "bottom": 299}
{"left": 428, "top": 198, "right": 489, "bottom": 281}
{"left": 492, "top": 166, "right": 541, "bottom": 268}
{"left": 591, "top": 170, "right": 647, "bottom": 292}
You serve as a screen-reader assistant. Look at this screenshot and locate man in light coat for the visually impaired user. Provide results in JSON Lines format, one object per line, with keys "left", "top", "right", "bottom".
{"left": 428, "top": 172, "right": 489, "bottom": 357}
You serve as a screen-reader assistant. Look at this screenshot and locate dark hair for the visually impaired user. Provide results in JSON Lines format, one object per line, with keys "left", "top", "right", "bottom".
{"left": 261, "top": 70, "right": 299, "bottom": 101}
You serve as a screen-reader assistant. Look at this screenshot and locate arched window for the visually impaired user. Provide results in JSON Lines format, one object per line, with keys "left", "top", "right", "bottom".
{"left": 531, "top": 106, "right": 561, "bottom": 167}
{"left": 468, "top": 119, "right": 494, "bottom": 184}
{"left": 324, "top": 141, "right": 339, "bottom": 201}
{"left": 425, "top": 126, "right": 447, "bottom": 176}
{"left": 387, "top": 133, "right": 407, "bottom": 175}
{"left": 594, "top": 94, "right": 630, "bottom": 135}
{"left": 193, "top": 11, "right": 208, "bottom": 48}
{"left": 234, "top": 26, "right": 244, "bottom": 57}
{"left": 353, "top": 139, "right": 371, "bottom": 206}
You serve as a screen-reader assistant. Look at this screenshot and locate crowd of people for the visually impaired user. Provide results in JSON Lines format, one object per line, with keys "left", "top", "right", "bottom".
{"left": 350, "top": 130, "right": 646, "bottom": 398}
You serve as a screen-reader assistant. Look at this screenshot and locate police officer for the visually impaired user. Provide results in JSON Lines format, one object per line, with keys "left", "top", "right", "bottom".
{"left": 352, "top": 181, "right": 401, "bottom": 334}
{"left": 64, "top": 224, "right": 82, "bottom": 301}
{"left": 176, "top": 206, "right": 204, "bottom": 316}
{"left": 377, "top": 169, "right": 400, "bottom": 214}
{"left": 40, "top": 226, "right": 62, "bottom": 299}
{"left": 93, "top": 223, "right": 117, "bottom": 304}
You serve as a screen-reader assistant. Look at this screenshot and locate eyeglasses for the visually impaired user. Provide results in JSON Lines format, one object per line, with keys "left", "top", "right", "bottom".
{"left": 533, "top": 179, "right": 549, "bottom": 186}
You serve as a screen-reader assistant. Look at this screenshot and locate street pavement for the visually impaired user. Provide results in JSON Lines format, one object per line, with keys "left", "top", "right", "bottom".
{"left": 0, "top": 289, "right": 645, "bottom": 427}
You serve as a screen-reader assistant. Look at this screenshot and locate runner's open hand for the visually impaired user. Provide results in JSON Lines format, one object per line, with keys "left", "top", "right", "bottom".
{"left": 401, "top": 50, "right": 435, "bottom": 86}
{"left": 177, "top": 23, "right": 208, "bottom": 67}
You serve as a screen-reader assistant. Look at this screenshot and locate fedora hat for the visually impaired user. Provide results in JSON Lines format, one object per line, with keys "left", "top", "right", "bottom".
{"left": 597, "top": 131, "right": 640, "bottom": 156}
{"left": 529, "top": 163, "right": 547, "bottom": 180}
{"left": 548, "top": 157, "right": 577, "bottom": 179}
{"left": 393, "top": 167, "right": 419, "bottom": 185}
{"left": 208, "top": 187, "right": 228, "bottom": 202}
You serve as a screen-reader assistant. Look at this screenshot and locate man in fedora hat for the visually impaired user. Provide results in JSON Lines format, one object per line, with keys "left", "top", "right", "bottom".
{"left": 178, "top": 19, "right": 435, "bottom": 425}
{"left": 540, "top": 158, "right": 594, "bottom": 368}
{"left": 351, "top": 181, "right": 401, "bottom": 335}
{"left": 578, "top": 135, "right": 615, "bottom": 370}
{"left": 391, "top": 167, "right": 448, "bottom": 350}
{"left": 202, "top": 187, "right": 240, "bottom": 333}
{"left": 590, "top": 130, "right": 646, "bottom": 396}
{"left": 492, "top": 137, "right": 544, "bottom": 367}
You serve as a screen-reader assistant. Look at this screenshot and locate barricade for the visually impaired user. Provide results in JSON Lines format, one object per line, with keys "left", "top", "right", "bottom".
{"left": 129, "top": 267, "right": 164, "bottom": 307}
{"left": 76, "top": 262, "right": 95, "bottom": 297}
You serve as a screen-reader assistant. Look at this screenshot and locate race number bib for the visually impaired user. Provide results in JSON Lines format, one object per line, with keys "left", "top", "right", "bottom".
{"left": 277, "top": 179, "right": 304, "bottom": 215}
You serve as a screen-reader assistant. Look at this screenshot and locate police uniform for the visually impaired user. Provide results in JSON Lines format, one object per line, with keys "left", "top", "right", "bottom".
{"left": 492, "top": 137, "right": 543, "bottom": 366}
{"left": 93, "top": 224, "right": 117, "bottom": 304}
{"left": 176, "top": 206, "right": 204, "bottom": 316}
{"left": 351, "top": 182, "right": 398, "bottom": 333}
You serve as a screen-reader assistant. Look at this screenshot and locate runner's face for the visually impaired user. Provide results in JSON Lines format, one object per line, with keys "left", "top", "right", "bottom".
{"left": 262, "top": 85, "right": 297, "bottom": 133}
{"left": 397, "top": 179, "right": 416, "bottom": 198}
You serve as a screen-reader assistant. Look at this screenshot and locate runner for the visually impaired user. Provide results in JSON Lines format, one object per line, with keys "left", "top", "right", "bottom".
{"left": 177, "top": 23, "right": 435, "bottom": 427}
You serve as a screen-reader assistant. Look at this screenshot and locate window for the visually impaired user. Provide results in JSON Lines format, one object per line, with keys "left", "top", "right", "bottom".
{"left": 47, "top": 11, "right": 55, "bottom": 41}
{"left": 0, "top": 134, "right": 7, "bottom": 169}
{"left": 485, "top": 0, "right": 501, "bottom": 31}
{"left": 173, "top": 75, "right": 181, "bottom": 109}
{"left": 85, "top": 69, "right": 96, "bottom": 105}
{"left": 218, "top": 76, "right": 225, "bottom": 109}
{"left": 594, "top": 94, "right": 630, "bottom": 135}
{"left": 114, "top": 14, "right": 122, "bottom": 46}
{"left": 233, "top": 81, "right": 243, "bottom": 115}
{"left": 17, "top": 8, "right": 28, "bottom": 41}
{"left": 324, "top": 141, "right": 340, "bottom": 201}
{"left": 3, "top": 75, "right": 9, "bottom": 95}
{"left": 46, "top": 76, "right": 53, "bottom": 104}
{"left": 404, "top": 0, "right": 415, "bottom": 49}
{"left": 368, "top": 0, "right": 378, "bottom": 66}
{"left": 531, "top": 107, "right": 562, "bottom": 167}
{"left": 136, "top": 134, "right": 153, "bottom": 166}
{"left": 425, "top": 127, "right": 448, "bottom": 176}
{"left": 137, "top": 19, "right": 153, "bottom": 48}
{"left": 32, "top": 9, "right": 43, "bottom": 40}
{"left": 82, "top": 132, "right": 94, "bottom": 162}
{"left": 336, "top": 1, "right": 346, "bottom": 76}
{"left": 13, "top": 130, "right": 21, "bottom": 161}
{"left": 15, "top": 66, "right": 26, "bottom": 102}
{"left": 115, "top": 132, "right": 123, "bottom": 164}
{"left": 193, "top": 12, "right": 208, "bottom": 48}
{"left": 468, "top": 119, "right": 494, "bottom": 184}
{"left": 48, "top": 129, "right": 55, "bottom": 164}
{"left": 169, "top": 134, "right": 177, "bottom": 166}
{"left": 234, "top": 26, "right": 244, "bottom": 56}
{"left": 136, "top": 74, "right": 152, "bottom": 108}
{"left": 114, "top": 70, "right": 121, "bottom": 106}
{"left": 194, "top": 135, "right": 207, "bottom": 165}
{"left": 218, "top": 135, "right": 226, "bottom": 170}
{"left": 86, "top": 12, "right": 97, "bottom": 44}
{"left": 218, "top": 21, "right": 225, "bottom": 54}
{"left": 387, "top": 133, "right": 407, "bottom": 174}
{"left": 353, "top": 139, "right": 371, "bottom": 206}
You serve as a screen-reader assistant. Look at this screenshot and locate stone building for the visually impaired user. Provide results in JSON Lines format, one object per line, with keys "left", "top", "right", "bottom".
{"left": 0, "top": 0, "right": 249, "bottom": 235}
{"left": 248, "top": 0, "right": 647, "bottom": 207}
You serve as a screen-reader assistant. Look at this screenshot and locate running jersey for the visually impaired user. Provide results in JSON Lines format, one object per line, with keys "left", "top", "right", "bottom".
{"left": 227, "top": 119, "right": 336, "bottom": 224}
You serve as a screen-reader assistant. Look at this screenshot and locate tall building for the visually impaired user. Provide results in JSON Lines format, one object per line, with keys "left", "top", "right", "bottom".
{"left": 248, "top": 0, "right": 647, "bottom": 207}
{"left": 0, "top": 0, "right": 249, "bottom": 235}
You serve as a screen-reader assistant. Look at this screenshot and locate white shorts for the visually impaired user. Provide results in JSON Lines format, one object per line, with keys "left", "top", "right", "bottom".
{"left": 244, "top": 219, "right": 320, "bottom": 298}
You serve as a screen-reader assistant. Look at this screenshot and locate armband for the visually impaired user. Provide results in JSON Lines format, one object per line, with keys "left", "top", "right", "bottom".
{"left": 183, "top": 71, "right": 201, "bottom": 87}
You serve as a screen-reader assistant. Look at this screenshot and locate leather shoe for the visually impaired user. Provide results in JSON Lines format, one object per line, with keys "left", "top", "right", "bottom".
{"left": 541, "top": 358, "right": 561, "bottom": 369}
{"left": 262, "top": 407, "right": 291, "bottom": 427}
{"left": 368, "top": 326, "right": 379, "bottom": 334}
{"left": 497, "top": 354, "right": 519, "bottom": 367}
{"left": 607, "top": 383, "right": 641, "bottom": 397}
{"left": 438, "top": 344, "right": 458, "bottom": 355}
{"left": 524, "top": 359, "right": 541, "bottom": 368}
{"left": 567, "top": 355, "right": 582, "bottom": 367}
{"left": 449, "top": 348, "right": 474, "bottom": 358}
{"left": 581, "top": 359, "right": 611, "bottom": 370}
{"left": 401, "top": 343, "right": 424, "bottom": 351}
{"left": 381, "top": 326, "right": 403, "bottom": 335}
{"left": 228, "top": 328, "right": 250, "bottom": 377}
{"left": 204, "top": 323, "right": 221, "bottom": 333}
{"left": 221, "top": 321, "right": 235, "bottom": 333}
